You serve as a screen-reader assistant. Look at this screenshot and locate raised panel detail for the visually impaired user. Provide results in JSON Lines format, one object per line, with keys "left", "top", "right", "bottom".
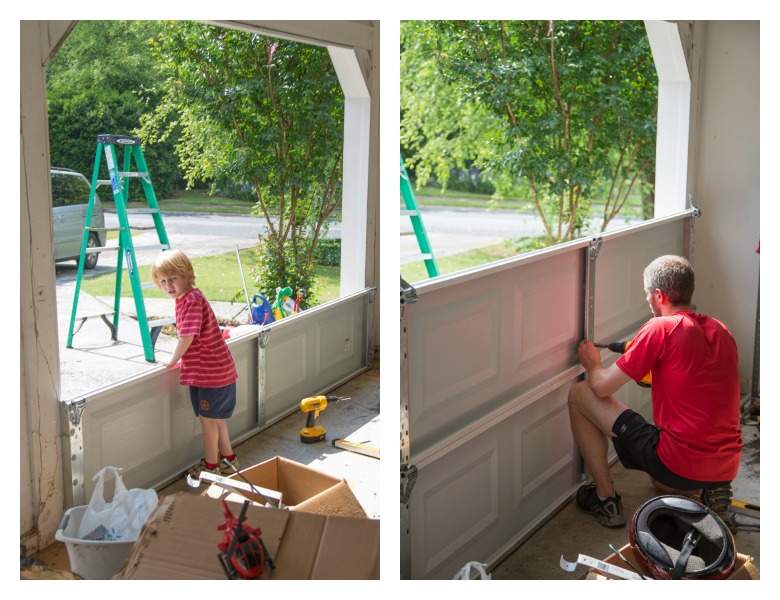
{"left": 317, "top": 309, "right": 357, "bottom": 371}
{"left": 413, "top": 440, "right": 500, "bottom": 577}
{"left": 410, "top": 290, "right": 500, "bottom": 420}
{"left": 266, "top": 329, "right": 308, "bottom": 399}
{"left": 514, "top": 271, "right": 578, "bottom": 363}
{"left": 88, "top": 391, "right": 171, "bottom": 472}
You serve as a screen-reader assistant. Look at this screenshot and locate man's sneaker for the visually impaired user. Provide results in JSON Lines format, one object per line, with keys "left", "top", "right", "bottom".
{"left": 575, "top": 483, "right": 626, "bottom": 527}
{"left": 700, "top": 485, "right": 734, "bottom": 532}
{"left": 187, "top": 459, "right": 220, "bottom": 480}
{"left": 220, "top": 454, "right": 240, "bottom": 475}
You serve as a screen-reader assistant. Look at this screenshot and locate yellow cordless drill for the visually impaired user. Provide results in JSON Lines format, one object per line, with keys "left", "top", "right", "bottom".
{"left": 594, "top": 339, "right": 652, "bottom": 387}
{"left": 299, "top": 395, "right": 350, "bottom": 443}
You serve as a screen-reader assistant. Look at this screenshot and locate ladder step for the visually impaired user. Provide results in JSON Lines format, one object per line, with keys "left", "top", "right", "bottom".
{"left": 118, "top": 171, "right": 150, "bottom": 178}
{"left": 400, "top": 231, "right": 416, "bottom": 237}
{"left": 86, "top": 243, "right": 169, "bottom": 254}
{"left": 407, "top": 253, "right": 434, "bottom": 261}
{"left": 400, "top": 209, "right": 420, "bottom": 216}
{"left": 126, "top": 208, "right": 160, "bottom": 215}
{"left": 147, "top": 317, "right": 175, "bottom": 328}
{"left": 71, "top": 312, "right": 116, "bottom": 337}
{"left": 75, "top": 311, "right": 115, "bottom": 320}
{"left": 131, "top": 244, "right": 171, "bottom": 252}
{"left": 87, "top": 226, "right": 124, "bottom": 232}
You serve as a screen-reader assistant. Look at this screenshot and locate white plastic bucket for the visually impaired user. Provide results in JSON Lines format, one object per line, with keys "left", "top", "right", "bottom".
{"left": 54, "top": 505, "right": 136, "bottom": 580}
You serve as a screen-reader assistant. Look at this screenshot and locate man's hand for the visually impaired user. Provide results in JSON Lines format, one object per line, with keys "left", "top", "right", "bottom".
{"left": 577, "top": 340, "right": 602, "bottom": 371}
{"left": 577, "top": 339, "right": 632, "bottom": 397}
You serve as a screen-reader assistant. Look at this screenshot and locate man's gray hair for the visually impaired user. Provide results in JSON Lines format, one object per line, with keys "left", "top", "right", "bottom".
{"left": 643, "top": 255, "right": 694, "bottom": 306}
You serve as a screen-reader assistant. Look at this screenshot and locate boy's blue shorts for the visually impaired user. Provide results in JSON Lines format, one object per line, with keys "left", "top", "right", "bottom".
{"left": 189, "top": 383, "right": 236, "bottom": 419}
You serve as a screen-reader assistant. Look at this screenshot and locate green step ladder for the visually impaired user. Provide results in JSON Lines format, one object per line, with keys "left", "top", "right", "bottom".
{"left": 400, "top": 155, "right": 439, "bottom": 278}
{"left": 67, "top": 134, "right": 173, "bottom": 362}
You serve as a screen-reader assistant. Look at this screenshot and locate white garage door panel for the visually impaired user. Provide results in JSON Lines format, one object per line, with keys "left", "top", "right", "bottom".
{"left": 263, "top": 289, "right": 371, "bottom": 425}
{"left": 266, "top": 328, "right": 309, "bottom": 401}
{"left": 513, "top": 387, "right": 577, "bottom": 502}
{"left": 87, "top": 388, "right": 173, "bottom": 473}
{"left": 317, "top": 307, "right": 359, "bottom": 371}
{"left": 409, "top": 290, "right": 501, "bottom": 425}
{"left": 412, "top": 437, "right": 500, "bottom": 578}
{"left": 407, "top": 250, "right": 584, "bottom": 455}
{"left": 595, "top": 220, "right": 685, "bottom": 342}
{"left": 409, "top": 380, "right": 580, "bottom": 579}
{"left": 511, "top": 254, "right": 582, "bottom": 384}
{"left": 402, "top": 214, "right": 693, "bottom": 579}
{"left": 230, "top": 333, "right": 260, "bottom": 432}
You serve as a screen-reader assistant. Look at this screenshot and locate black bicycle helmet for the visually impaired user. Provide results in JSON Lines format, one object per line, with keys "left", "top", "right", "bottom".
{"left": 629, "top": 495, "right": 736, "bottom": 580}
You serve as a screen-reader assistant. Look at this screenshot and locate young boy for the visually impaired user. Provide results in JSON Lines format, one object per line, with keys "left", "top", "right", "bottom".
{"left": 150, "top": 248, "right": 240, "bottom": 478}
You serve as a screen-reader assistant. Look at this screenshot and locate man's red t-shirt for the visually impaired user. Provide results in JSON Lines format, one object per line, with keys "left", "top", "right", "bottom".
{"left": 616, "top": 311, "right": 743, "bottom": 482}
{"left": 175, "top": 288, "right": 238, "bottom": 388}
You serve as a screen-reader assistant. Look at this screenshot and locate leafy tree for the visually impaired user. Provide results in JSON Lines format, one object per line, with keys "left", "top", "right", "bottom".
{"left": 46, "top": 20, "right": 180, "bottom": 198}
{"left": 401, "top": 20, "right": 657, "bottom": 245}
{"left": 142, "top": 22, "right": 344, "bottom": 305}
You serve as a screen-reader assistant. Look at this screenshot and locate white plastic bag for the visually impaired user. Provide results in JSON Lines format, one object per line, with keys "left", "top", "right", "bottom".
{"left": 77, "top": 466, "right": 159, "bottom": 542}
{"left": 452, "top": 561, "right": 492, "bottom": 580}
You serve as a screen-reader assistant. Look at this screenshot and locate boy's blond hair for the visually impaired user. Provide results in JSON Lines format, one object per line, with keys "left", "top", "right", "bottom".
{"left": 150, "top": 249, "right": 196, "bottom": 287}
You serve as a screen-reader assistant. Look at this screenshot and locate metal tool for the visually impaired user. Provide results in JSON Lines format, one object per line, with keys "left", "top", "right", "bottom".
{"left": 560, "top": 553, "right": 643, "bottom": 580}
{"left": 332, "top": 439, "right": 379, "bottom": 459}
{"left": 186, "top": 469, "right": 283, "bottom": 509}
{"left": 217, "top": 499, "right": 275, "bottom": 579}
{"left": 299, "top": 395, "right": 350, "bottom": 443}
{"left": 236, "top": 245, "right": 252, "bottom": 320}
{"left": 593, "top": 342, "right": 628, "bottom": 352}
{"left": 593, "top": 339, "right": 651, "bottom": 387}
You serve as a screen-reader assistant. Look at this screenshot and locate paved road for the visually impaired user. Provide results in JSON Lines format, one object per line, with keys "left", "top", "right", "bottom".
{"left": 401, "top": 205, "right": 644, "bottom": 262}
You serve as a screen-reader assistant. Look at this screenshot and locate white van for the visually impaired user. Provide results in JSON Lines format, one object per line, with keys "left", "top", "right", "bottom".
{"left": 51, "top": 167, "right": 106, "bottom": 269}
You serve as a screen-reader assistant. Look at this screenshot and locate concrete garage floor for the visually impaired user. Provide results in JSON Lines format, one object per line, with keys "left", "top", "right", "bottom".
{"left": 490, "top": 413, "right": 760, "bottom": 580}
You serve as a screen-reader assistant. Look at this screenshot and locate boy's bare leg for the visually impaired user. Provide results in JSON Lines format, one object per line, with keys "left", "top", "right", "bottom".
{"left": 216, "top": 419, "right": 235, "bottom": 458}
{"left": 199, "top": 416, "right": 221, "bottom": 464}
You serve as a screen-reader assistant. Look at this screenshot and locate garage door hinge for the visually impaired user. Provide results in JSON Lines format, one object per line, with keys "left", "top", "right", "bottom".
{"left": 67, "top": 398, "right": 87, "bottom": 427}
{"left": 258, "top": 328, "right": 271, "bottom": 349}
{"left": 689, "top": 195, "right": 701, "bottom": 217}
{"left": 400, "top": 278, "right": 417, "bottom": 305}
{"left": 400, "top": 464, "right": 418, "bottom": 503}
{"left": 589, "top": 236, "right": 602, "bottom": 261}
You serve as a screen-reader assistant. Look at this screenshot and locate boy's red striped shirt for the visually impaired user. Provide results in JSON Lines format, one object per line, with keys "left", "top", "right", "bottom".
{"left": 175, "top": 288, "right": 238, "bottom": 387}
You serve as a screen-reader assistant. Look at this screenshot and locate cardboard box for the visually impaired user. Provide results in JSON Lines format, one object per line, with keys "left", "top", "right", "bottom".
{"left": 203, "top": 456, "right": 367, "bottom": 519}
{"left": 114, "top": 492, "right": 379, "bottom": 579}
{"left": 585, "top": 543, "right": 759, "bottom": 580}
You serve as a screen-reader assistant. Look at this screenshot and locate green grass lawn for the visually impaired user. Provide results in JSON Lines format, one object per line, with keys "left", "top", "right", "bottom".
{"left": 400, "top": 241, "right": 520, "bottom": 283}
{"left": 81, "top": 247, "right": 340, "bottom": 306}
{"left": 103, "top": 190, "right": 257, "bottom": 215}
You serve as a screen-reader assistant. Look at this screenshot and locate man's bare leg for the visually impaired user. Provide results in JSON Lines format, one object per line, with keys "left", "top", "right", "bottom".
{"left": 568, "top": 380, "right": 629, "bottom": 498}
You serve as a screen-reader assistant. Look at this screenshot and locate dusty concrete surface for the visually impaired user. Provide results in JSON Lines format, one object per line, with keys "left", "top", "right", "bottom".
{"left": 490, "top": 421, "right": 760, "bottom": 579}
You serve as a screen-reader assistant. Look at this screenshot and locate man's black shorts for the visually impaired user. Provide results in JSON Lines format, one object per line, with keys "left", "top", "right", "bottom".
{"left": 611, "top": 409, "right": 730, "bottom": 490}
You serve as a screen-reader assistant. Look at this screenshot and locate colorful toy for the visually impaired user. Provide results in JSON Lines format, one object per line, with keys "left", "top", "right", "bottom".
{"left": 250, "top": 294, "right": 275, "bottom": 325}
{"left": 272, "top": 286, "right": 293, "bottom": 321}
{"left": 293, "top": 288, "right": 305, "bottom": 313}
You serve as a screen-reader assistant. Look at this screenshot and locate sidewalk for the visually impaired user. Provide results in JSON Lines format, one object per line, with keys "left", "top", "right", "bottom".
{"left": 56, "top": 280, "right": 255, "bottom": 401}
